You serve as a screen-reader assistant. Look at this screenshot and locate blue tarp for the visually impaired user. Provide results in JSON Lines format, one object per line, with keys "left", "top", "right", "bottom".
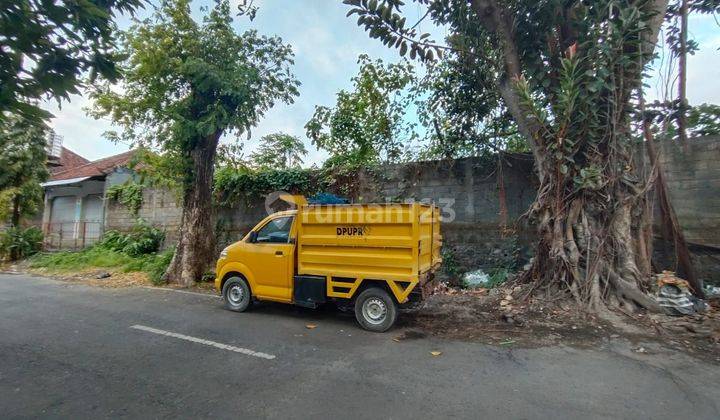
{"left": 308, "top": 193, "right": 349, "bottom": 205}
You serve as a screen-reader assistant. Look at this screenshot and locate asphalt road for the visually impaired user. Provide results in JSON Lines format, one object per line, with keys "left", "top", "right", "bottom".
{"left": 1, "top": 273, "right": 718, "bottom": 419}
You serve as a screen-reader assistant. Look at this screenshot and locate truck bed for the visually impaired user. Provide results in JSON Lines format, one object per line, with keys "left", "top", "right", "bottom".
{"left": 295, "top": 202, "right": 442, "bottom": 302}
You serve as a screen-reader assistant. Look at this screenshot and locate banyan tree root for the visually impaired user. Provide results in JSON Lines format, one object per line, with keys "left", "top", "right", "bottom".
{"left": 519, "top": 190, "right": 664, "bottom": 314}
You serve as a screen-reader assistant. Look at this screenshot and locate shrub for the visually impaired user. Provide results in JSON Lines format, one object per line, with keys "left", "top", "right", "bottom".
{"left": 98, "top": 221, "right": 165, "bottom": 257}
{"left": 0, "top": 226, "right": 43, "bottom": 261}
{"left": 145, "top": 248, "right": 174, "bottom": 285}
{"left": 441, "top": 247, "right": 461, "bottom": 280}
{"left": 30, "top": 246, "right": 174, "bottom": 285}
{"left": 486, "top": 267, "right": 511, "bottom": 288}
{"left": 28, "top": 220, "right": 170, "bottom": 284}
{"left": 121, "top": 248, "right": 174, "bottom": 285}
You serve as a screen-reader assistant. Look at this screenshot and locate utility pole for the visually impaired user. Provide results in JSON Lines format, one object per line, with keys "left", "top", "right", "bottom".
{"left": 677, "top": 0, "right": 689, "bottom": 142}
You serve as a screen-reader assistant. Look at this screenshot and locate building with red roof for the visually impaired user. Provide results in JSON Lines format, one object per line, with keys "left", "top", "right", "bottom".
{"left": 40, "top": 149, "right": 136, "bottom": 249}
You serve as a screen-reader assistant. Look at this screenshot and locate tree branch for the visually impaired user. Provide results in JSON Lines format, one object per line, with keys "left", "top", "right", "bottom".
{"left": 468, "top": 0, "right": 546, "bottom": 181}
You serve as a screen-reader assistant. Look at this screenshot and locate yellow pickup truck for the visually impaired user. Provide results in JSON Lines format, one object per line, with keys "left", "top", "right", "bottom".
{"left": 214, "top": 195, "right": 442, "bottom": 332}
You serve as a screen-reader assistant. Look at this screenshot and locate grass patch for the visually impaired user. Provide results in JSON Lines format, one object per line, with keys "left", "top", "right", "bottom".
{"left": 29, "top": 247, "right": 174, "bottom": 286}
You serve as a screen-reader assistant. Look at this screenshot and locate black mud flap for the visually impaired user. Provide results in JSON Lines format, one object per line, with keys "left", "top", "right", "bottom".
{"left": 293, "top": 275, "right": 326, "bottom": 308}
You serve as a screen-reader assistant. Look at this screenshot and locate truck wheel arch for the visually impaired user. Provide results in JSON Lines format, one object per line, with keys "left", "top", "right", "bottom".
{"left": 221, "top": 271, "right": 245, "bottom": 291}
{"left": 219, "top": 263, "right": 256, "bottom": 294}
{"left": 353, "top": 279, "right": 399, "bottom": 304}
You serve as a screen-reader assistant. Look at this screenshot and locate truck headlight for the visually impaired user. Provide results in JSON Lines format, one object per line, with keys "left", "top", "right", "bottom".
{"left": 219, "top": 247, "right": 229, "bottom": 259}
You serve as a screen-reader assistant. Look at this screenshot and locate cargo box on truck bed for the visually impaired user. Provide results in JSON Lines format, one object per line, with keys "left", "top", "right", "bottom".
{"left": 296, "top": 202, "right": 442, "bottom": 303}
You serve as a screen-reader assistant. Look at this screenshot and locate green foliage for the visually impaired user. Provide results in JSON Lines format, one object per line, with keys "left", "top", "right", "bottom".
{"left": 415, "top": 54, "right": 526, "bottom": 160}
{"left": 440, "top": 247, "right": 460, "bottom": 280}
{"left": 486, "top": 268, "right": 511, "bottom": 288}
{"left": 306, "top": 54, "right": 418, "bottom": 165}
{"left": 0, "top": 115, "right": 50, "bottom": 226}
{"left": 0, "top": 0, "right": 144, "bottom": 122}
{"left": 214, "top": 166, "right": 323, "bottom": 206}
{"left": 213, "top": 160, "right": 389, "bottom": 205}
{"left": 688, "top": 104, "right": 720, "bottom": 137}
{"left": 644, "top": 102, "right": 720, "bottom": 140}
{"left": 144, "top": 249, "right": 175, "bottom": 285}
{"left": 106, "top": 181, "right": 144, "bottom": 216}
{"left": 345, "top": 0, "right": 675, "bottom": 193}
{"left": 250, "top": 132, "right": 308, "bottom": 169}
{"left": 664, "top": 1, "right": 720, "bottom": 59}
{"left": 88, "top": 0, "right": 299, "bottom": 281}
{"left": 201, "top": 270, "right": 216, "bottom": 283}
{"left": 98, "top": 222, "right": 165, "bottom": 257}
{"left": 130, "top": 148, "right": 184, "bottom": 196}
{"left": 344, "top": 0, "right": 441, "bottom": 62}
{"left": 88, "top": 0, "right": 300, "bottom": 179}
{"left": 30, "top": 248, "right": 134, "bottom": 270}
{"left": 121, "top": 248, "right": 175, "bottom": 285}
{"left": 347, "top": 2, "right": 530, "bottom": 161}
{"left": 0, "top": 226, "right": 43, "bottom": 261}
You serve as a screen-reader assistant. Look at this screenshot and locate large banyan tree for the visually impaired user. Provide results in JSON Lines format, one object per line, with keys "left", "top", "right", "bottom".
{"left": 344, "top": 0, "right": 692, "bottom": 312}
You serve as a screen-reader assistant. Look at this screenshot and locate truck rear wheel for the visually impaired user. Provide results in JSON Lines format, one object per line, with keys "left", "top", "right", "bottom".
{"left": 222, "top": 277, "right": 251, "bottom": 312}
{"left": 354, "top": 287, "right": 397, "bottom": 332}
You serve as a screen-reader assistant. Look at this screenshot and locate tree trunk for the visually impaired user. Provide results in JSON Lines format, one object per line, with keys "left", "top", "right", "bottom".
{"left": 521, "top": 147, "right": 663, "bottom": 313}
{"left": 677, "top": 0, "right": 689, "bottom": 143}
{"left": 10, "top": 192, "right": 21, "bottom": 228}
{"left": 163, "top": 132, "right": 221, "bottom": 287}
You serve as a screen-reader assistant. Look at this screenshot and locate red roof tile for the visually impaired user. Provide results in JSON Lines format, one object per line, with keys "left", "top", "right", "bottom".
{"left": 50, "top": 147, "right": 92, "bottom": 175}
{"left": 50, "top": 150, "right": 136, "bottom": 181}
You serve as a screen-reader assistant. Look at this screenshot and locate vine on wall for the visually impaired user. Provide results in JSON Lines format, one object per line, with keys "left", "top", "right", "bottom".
{"left": 213, "top": 164, "right": 387, "bottom": 207}
{"left": 106, "top": 181, "right": 144, "bottom": 216}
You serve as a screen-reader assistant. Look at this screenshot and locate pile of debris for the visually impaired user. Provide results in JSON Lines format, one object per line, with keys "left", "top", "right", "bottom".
{"left": 655, "top": 271, "right": 709, "bottom": 316}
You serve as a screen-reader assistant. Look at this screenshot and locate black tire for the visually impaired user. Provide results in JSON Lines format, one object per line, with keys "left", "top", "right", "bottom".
{"left": 222, "top": 277, "right": 251, "bottom": 312}
{"left": 354, "top": 287, "right": 398, "bottom": 332}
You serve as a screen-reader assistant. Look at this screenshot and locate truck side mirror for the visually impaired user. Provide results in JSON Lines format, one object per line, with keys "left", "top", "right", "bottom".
{"left": 248, "top": 231, "right": 258, "bottom": 243}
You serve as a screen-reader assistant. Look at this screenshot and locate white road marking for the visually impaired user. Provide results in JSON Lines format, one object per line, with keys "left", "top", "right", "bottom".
{"left": 140, "top": 286, "right": 220, "bottom": 298}
{"left": 130, "top": 324, "right": 276, "bottom": 360}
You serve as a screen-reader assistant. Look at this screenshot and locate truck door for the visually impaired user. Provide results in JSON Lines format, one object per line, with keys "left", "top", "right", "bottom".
{"left": 246, "top": 215, "right": 295, "bottom": 302}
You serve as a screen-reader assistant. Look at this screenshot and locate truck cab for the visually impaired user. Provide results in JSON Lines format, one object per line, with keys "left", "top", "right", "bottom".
{"left": 215, "top": 197, "right": 442, "bottom": 332}
{"left": 215, "top": 210, "right": 298, "bottom": 304}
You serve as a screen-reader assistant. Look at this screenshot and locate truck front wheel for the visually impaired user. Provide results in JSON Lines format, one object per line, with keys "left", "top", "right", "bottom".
{"left": 222, "top": 277, "right": 251, "bottom": 312}
{"left": 354, "top": 287, "right": 397, "bottom": 332}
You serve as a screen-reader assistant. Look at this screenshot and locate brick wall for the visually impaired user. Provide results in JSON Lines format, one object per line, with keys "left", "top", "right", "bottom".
{"left": 104, "top": 187, "right": 183, "bottom": 245}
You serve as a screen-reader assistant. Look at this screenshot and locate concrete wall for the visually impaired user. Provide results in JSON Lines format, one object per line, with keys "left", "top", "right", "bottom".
{"left": 647, "top": 136, "right": 720, "bottom": 285}
{"left": 101, "top": 137, "right": 720, "bottom": 284}
{"left": 654, "top": 136, "right": 720, "bottom": 248}
{"left": 103, "top": 154, "right": 536, "bottom": 276}
{"left": 371, "top": 155, "right": 537, "bottom": 273}
{"left": 104, "top": 186, "right": 183, "bottom": 244}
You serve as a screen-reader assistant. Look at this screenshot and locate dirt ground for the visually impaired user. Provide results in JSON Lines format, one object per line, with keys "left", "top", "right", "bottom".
{"left": 0, "top": 262, "right": 216, "bottom": 293}
{"left": 402, "top": 282, "right": 720, "bottom": 363}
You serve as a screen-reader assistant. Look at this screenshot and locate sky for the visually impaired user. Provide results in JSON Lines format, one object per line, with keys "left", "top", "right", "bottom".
{"left": 42, "top": 1, "right": 719, "bottom": 165}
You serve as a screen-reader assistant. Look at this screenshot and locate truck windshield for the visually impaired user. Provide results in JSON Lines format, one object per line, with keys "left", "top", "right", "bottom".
{"left": 255, "top": 216, "right": 293, "bottom": 243}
